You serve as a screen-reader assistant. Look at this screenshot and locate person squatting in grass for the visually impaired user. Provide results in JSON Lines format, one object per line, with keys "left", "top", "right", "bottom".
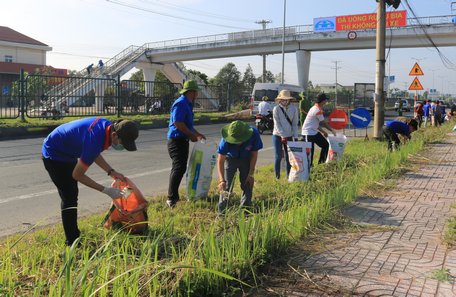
{"left": 217, "top": 120, "right": 263, "bottom": 214}
{"left": 301, "top": 93, "right": 336, "bottom": 166}
{"left": 382, "top": 119, "right": 418, "bottom": 151}
{"left": 272, "top": 90, "right": 299, "bottom": 180}
{"left": 42, "top": 117, "right": 139, "bottom": 246}
{"left": 166, "top": 80, "right": 206, "bottom": 208}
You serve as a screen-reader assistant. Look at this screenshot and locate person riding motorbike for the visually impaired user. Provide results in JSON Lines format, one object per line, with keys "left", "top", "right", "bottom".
{"left": 256, "top": 96, "right": 273, "bottom": 133}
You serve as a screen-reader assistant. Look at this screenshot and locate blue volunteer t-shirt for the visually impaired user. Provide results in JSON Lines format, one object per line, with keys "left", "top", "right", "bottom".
{"left": 167, "top": 95, "right": 194, "bottom": 139}
{"left": 42, "top": 117, "right": 111, "bottom": 166}
{"left": 386, "top": 120, "right": 410, "bottom": 137}
{"left": 217, "top": 128, "right": 263, "bottom": 159}
{"left": 423, "top": 103, "right": 431, "bottom": 116}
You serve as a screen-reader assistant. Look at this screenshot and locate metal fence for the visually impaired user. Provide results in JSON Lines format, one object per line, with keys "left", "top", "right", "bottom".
{"left": 2, "top": 72, "right": 227, "bottom": 120}
{"left": 0, "top": 77, "right": 20, "bottom": 119}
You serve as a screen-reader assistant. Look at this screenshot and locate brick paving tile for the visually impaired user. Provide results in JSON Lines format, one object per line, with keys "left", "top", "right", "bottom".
{"left": 283, "top": 133, "right": 456, "bottom": 296}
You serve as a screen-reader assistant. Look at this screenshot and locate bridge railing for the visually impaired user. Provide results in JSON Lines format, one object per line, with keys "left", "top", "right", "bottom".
{"left": 143, "top": 15, "right": 456, "bottom": 52}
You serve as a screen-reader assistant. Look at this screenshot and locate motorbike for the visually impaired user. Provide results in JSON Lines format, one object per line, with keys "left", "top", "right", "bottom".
{"left": 255, "top": 112, "right": 273, "bottom": 134}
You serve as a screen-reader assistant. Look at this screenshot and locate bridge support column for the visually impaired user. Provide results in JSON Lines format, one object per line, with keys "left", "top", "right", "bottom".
{"left": 137, "top": 63, "right": 163, "bottom": 96}
{"left": 296, "top": 50, "right": 311, "bottom": 90}
{"left": 95, "top": 81, "right": 108, "bottom": 113}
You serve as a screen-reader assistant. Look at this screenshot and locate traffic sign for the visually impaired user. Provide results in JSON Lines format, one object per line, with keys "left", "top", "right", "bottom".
{"left": 350, "top": 108, "right": 371, "bottom": 128}
{"left": 328, "top": 109, "right": 348, "bottom": 130}
{"left": 408, "top": 63, "right": 424, "bottom": 76}
{"left": 408, "top": 77, "right": 424, "bottom": 90}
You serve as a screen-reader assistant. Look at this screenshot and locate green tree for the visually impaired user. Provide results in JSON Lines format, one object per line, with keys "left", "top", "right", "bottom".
{"left": 242, "top": 64, "right": 256, "bottom": 92}
{"left": 256, "top": 70, "right": 275, "bottom": 83}
{"left": 208, "top": 62, "right": 242, "bottom": 111}
{"left": 129, "top": 69, "right": 144, "bottom": 81}
{"left": 187, "top": 69, "right": 208, "bottom": 85}
{"left": 11, "top": 66, "right": 55, "bottom": 108}
{"left": 274, "top": 72, "right": 283, "bottom": 83}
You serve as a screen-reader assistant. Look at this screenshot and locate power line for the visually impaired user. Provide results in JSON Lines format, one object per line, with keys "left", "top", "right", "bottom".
{"left": 403, "top": 0, "right": 456, "bottom": 70}
{"left": 106, "top": 0, "right": 251, "bottom": 30}
{"left": 49, "top": 51, "right": 110, "bottom": 59}
{"left": 139, "top": 0, "right": 254, "bottom": 23}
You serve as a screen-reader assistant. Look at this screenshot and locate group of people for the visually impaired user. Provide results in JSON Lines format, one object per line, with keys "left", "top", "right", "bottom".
{"left": 257, "top": 91, "right": 336, "bottom": 179}
{"left": 414, "top": 100, "right": 451, "bottom": 128}
{"left": 42, "top": 79, "right": 436, "bottom": 246}
{"left": 383, "top": 99, "right": 455, "bottom": 152}
{"left": 86, "top": 60, "right": 104, "bottom": 76}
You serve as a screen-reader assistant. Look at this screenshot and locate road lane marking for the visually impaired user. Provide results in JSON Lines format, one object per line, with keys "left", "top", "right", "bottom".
{"left": 0, "top": 145, "right": 274, "bottom": 205}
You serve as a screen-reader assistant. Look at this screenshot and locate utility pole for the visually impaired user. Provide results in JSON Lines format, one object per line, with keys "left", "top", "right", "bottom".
{"left": 281, "top": 0, "right": 287, "bottom": 84}
{"left": 332, "top": 61, "right": 341, "bottom": 108}
{"left": 373, "top": 0, "right": 386, "bottom": 139}
{"left": 255, "top": 19, "right": 272, "bottom": 83}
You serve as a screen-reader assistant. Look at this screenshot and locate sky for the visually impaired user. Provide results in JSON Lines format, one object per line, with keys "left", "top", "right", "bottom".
{"left": 2, "top": 0, "right": 456, "bottom": 95}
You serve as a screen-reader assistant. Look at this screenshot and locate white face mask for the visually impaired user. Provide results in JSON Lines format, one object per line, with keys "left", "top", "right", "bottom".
{"left": 280, "top": 100, "right": 290, "bottom": 107}
{"left": 111, "top": 143, "right": 124, "bottom": 151}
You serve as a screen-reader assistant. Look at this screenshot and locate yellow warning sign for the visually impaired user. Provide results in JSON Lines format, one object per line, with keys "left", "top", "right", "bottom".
{"left": 408, "top": 77, "right": 424, "bottom": 90}
{"left": 408, "top": 63, "right": 424, "bottom": 76}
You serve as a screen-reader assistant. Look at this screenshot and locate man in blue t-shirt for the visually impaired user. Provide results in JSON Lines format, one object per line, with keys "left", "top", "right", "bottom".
{"left": 423, "top": 100, "right": 431, "bottom": 128}
{"left": 42, "top": 117, "right": 139, "bottom": 245}
{"left": 166, "top": 80, "right": 206, "bottom": 208}
{"left": 382, "top": 119, "right": 418, "bottom": 151}
{"left": 216, "top": 121, "right": 263, "bottom": 214}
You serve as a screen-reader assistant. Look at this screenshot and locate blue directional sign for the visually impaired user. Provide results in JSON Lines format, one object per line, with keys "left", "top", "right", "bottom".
{"left": 350, "top": 108, "right": 371, "bottom": 128}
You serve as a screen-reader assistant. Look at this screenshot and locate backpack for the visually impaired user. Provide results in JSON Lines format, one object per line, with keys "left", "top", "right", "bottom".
{"left": 102, "top": 178, "right": 149, "bottom": 234}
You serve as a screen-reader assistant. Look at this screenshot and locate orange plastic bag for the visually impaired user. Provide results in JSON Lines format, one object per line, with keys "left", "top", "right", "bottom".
{"left": 102, "top": 177, "right": 149, "bottom": 234}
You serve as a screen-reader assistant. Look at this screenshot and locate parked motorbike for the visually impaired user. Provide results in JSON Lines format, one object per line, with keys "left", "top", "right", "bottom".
{"left": 255, "top": 113, "right": 273, "bottom": 134}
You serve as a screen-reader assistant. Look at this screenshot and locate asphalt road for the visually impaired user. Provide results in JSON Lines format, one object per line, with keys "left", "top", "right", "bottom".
{"left": 0, "top": 110, "right": 409, "bottom": 238}
{"left": 0, "top": 122, "right": 277, "bottom": 238}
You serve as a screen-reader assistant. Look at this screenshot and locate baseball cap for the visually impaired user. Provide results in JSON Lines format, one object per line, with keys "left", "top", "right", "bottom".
{"left": 113, "top": 120, "right": 139, "bottom": 151}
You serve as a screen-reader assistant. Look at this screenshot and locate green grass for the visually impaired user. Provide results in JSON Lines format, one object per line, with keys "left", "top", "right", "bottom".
{"left": 0, "top": 123, "right": 452, "bottom": 296}
{"left": 431, "top": 268, "right": 454, "bottom": 282}
{"left": 0, "top": 112, "right": 228, "bottom": 128}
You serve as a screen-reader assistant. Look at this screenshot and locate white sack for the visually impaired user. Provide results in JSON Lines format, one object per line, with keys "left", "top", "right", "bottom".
{"left": 186, "top": 141, "right": 217, "bottom": 200}
{"left": 287, "top": 141, "right": 312, "bottom": 182}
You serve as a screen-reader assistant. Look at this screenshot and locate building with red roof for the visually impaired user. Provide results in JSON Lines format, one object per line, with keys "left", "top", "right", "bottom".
{"left": 0, "top": 26, "right": 67, "bottom": 96}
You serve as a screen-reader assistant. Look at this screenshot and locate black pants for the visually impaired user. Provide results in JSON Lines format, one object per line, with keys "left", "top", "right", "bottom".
{"left": 167, "top": 138, "right": 189, "bottom": 203}
{"left": 304, "top": 133, "right": 329, "bottom": 166}
{"left": 43, "top": 157, "right": 80, "bottom": 245}
{"left": 382, "top": 126, "right": 400, "bottom": 151}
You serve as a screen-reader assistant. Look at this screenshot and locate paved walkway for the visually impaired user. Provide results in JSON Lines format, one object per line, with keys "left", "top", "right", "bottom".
{"left": 258, "top": 132, "right": 456, "bottom": 296}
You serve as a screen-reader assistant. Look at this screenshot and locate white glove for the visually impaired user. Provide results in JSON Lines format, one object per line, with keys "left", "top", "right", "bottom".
{"left": 102, "top": 187, "right": 123, "bottom": 199}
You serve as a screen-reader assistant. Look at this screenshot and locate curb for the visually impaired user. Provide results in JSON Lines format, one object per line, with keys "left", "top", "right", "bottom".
{"left": 0, "top": 116, "right": 250, "bottom": 140}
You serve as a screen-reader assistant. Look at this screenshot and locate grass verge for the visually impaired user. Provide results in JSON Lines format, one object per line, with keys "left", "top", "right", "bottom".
{"left": 0, "top": 112, "right": 228, "bottom": 128}
{"left": 0, "top": 124, "right": 452, "bottom": 296}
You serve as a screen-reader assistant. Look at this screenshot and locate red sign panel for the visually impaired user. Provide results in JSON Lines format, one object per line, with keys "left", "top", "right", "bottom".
{"left": 328, "top": 109, "right": 348, "bottom": 130}
{"left": 336, "top": 11, "right": 406, "bottom": 31}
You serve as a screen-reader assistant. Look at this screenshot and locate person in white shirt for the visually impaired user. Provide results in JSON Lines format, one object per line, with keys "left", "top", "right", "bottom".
{"left": 258, "top": 96, "right": 273, "bottom": 116}
{"left": 301, "top": 93, "right": 336, "bottom": 166}
{"left": 272, "top": 90, "right": 299, "bottom": 179}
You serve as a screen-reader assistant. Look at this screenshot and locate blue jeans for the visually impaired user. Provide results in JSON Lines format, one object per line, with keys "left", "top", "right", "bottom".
{"left": 272, "top": 135, "right": 291, "bottom": 179}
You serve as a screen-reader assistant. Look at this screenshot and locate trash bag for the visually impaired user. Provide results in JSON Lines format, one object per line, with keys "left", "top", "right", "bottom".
{"left": 186, "top": 141, "right": 217, "bottom": 200}
{"left": 102, "top": 177, "right": 149, "bottom": 234}
{"left": 326, "top": 134, "right": 347, "bottom": 162}
{"left": 287, "top": 141, "right": 312, "bottom": 182}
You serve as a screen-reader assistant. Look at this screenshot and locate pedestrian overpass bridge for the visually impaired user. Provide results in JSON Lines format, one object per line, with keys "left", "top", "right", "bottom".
{"left": 54, "top": 15, "right": 456, "bottom": 111}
